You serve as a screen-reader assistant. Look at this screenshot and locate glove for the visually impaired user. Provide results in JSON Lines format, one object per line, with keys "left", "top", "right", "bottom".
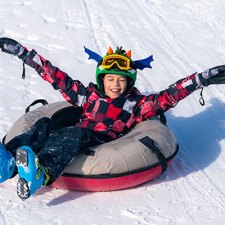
{"left": 0, "top": 37, "right": 28, "bottom": 60}
{"left": 198, "top": 65, "right": 225, "bottom": 86}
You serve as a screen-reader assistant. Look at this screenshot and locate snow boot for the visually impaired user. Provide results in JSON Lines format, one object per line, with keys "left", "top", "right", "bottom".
{"left": 0, "top": 142, "right": 15, "bottom": 183}
{"left": 16, "top": 146, "right": 50, "bottom": 200}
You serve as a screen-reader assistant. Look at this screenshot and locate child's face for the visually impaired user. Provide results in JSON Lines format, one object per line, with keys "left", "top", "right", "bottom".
{"left": 103, "top": 74, "right": 127, "bottom": 99}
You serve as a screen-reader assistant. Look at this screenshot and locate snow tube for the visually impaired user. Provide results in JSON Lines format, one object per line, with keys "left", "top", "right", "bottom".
{"left": 4, "top": 101, "right": 178, "bottom": 192}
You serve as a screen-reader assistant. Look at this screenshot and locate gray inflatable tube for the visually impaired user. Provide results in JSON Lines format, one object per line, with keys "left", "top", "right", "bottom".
{"left": 4, "top": 101, "right": 178, "bottom": 191}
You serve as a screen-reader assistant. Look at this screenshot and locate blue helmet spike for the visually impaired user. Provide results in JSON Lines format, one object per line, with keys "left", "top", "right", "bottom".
{"left": 134, "top": 55, "right": 154, "bottom": 70}
{"left": 84, "top": 46, "right": 102, "bottom": 63}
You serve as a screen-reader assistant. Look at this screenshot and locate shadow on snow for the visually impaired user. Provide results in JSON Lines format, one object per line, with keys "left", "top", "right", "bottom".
{"left": 156, "top": 98, "right": 225, "bottom": 182}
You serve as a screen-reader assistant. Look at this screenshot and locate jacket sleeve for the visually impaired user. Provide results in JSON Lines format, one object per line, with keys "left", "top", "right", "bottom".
{"left": 23, "top": 49, "right": 87, "bottom": 107}
{"left": 138, "top": 73, "right": 201, "bottom": 118}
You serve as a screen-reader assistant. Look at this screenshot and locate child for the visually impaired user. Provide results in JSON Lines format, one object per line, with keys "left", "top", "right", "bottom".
{"left": 0, "top": 37, "right": 225, "bottom": 200}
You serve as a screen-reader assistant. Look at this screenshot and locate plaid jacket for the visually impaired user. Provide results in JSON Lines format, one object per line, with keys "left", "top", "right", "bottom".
{"left": 24, "top": 49, "right": 200, "bottom": 141}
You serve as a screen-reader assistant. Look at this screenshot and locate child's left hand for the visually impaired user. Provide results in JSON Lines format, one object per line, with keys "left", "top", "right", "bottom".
{"left": 198, "top": 65, "right": 225, "bottom": 86}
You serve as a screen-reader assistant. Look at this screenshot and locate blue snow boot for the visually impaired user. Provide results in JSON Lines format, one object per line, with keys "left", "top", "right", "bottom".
{"left": 0, "top": 142, "right": 15, "bottom": 183}
{"left": 16, "top": 146, "right": 50, "bottom": 200}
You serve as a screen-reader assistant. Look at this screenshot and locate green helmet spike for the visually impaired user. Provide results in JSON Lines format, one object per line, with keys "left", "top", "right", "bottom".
{"left": 115, "top": 46, "right": 126, "bottom": 54}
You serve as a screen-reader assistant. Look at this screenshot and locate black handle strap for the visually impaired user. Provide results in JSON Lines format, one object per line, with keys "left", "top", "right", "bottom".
{"left": 139, "top": 136, "right": 168, "bottom": 174}
{"left": 199, "top": 87, "right": 205, "bottom": 106}
{"left": 2, "top": 134, "right": 7, "bottom": 145}
{"left": 25, "top": 99, "right": 48, "bottom": 113}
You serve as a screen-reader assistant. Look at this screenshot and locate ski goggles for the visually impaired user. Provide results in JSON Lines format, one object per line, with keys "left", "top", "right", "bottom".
{"left": 100, "top": 54, "right": 132, "bottom": 70}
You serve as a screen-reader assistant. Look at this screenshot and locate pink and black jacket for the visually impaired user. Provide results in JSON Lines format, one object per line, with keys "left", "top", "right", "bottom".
{"left": 23, "top": 49, "right": 201, "bottom": 141}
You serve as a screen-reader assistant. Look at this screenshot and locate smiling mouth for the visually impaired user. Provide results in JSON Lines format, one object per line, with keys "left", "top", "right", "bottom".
{"left": 110, "top": 89, "right": 121, "bottom": 93}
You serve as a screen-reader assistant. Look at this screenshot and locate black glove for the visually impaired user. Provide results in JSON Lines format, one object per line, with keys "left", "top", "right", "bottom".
{"left": 0, "top": 37, "right": 28, "bottom": 60}
{"left": 198, "top": 65, "right": 225, "bottom": 86}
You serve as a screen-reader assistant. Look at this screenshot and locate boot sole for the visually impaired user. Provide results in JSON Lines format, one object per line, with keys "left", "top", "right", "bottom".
{"left": 16, "top": 148, "right": 30, "bottom": 200}
{"left": 17, "top": 178, "right": 30, "bottom": 200}
{"left": 16, "top": 148, "right": 28, "bottom": 167}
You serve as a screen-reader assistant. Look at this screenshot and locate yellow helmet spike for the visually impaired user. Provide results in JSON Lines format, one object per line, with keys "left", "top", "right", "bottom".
{"left": 107, "top": 46, "right": 113, "bottom": 55}
{"left": 125, "top": 50, "right": 131, "bottom": 58}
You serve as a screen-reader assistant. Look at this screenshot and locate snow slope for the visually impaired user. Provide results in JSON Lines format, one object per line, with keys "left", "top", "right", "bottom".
{"left": 0, "top": 0, "right": 225, "bottom": 224}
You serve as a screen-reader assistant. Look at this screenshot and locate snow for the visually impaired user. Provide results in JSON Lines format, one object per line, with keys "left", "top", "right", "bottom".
{"left": 0, "top": 0, "right": 225, "bottom": 224}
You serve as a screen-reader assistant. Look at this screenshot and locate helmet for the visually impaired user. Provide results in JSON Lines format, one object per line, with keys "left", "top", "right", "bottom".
{"left": 96, "top": 47, "right": 137, "bottom": 91}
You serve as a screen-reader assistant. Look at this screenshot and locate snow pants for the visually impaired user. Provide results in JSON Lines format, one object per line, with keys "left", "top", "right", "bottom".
{"left": 5, "top": 118, "right": 101, "bottom": 184}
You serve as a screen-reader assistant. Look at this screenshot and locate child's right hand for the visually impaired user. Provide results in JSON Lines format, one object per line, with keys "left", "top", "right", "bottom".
{"left": 0, "top": 37, "right": 27, "bottom": 60}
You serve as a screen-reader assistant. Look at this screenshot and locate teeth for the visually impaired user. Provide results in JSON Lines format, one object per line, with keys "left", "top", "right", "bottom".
{"left": 111, "top": 89, "right": 120, "bottom": 92}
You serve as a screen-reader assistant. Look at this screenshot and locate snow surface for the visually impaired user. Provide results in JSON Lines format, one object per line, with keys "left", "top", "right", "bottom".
{"left": 0, "top": 0, "right": 225, "bottom": 224}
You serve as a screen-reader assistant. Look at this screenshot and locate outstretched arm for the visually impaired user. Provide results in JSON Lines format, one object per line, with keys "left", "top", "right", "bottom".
{"left": 0, "top": 37, "right": 87, "bottom": 107}
{"left": 139, "top": 67, "right": 225, "bottom": 118}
